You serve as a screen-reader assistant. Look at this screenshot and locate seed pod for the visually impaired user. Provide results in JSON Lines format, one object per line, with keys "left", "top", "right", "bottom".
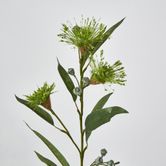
{"left": 100, "top": 148, "right": 107, "bottom": 156}
{"left": 73, "top": 87, "right": 82, "bottom": 96}
{"left": 68, "top": 68, "right": 75, "bottom": 76}
{"left": 91, "top": 156, "right": 103, "bottom": 166}
{"left": 105, "top": 160, "right": 115, "bottom": 166}
{"left": 82, "top": 77, "right": 90, "bottom": 87}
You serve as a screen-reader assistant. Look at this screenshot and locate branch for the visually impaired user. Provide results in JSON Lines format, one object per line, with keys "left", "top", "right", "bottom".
{"left": 82, "top": 54, "right": 93, "bottom": 74}
{"left": 74, "top": 101, "right": 81, "bottom": 116}
{"left": 53, "top": 125, "right": 66, "bottom": 133}
{"left": 74, "top": 75, "right": 80, "bottom": 87}
{"left": 114, "top": 162, "right": 120, "bottom": 165}
{"left": 51, "top": 109, "right": 80, "bottom": 153}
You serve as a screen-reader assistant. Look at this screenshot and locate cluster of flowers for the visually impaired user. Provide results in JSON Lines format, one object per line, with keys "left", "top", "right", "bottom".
{"left": 25, "top": 17, "right": 126, "bottom": 112}
{"left": 58, "top": 17, "right": 126, "bottom": 87}
{"left": 16, "top": 16, "right": 127, "bottom": 166}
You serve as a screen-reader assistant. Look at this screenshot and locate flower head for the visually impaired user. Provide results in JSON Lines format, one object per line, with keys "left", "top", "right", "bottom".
{"left": 90, "top": 53, "right": 126, "bottom": 85}
{"left": 25, "top": 82, "right": 55, "bottom": 110}
{"left": 57, "top": 17, "right": 107, "bottom": 54}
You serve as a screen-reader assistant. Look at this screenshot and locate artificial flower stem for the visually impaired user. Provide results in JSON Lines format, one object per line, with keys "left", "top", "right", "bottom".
{"left": 115, "top": 162, "right": 120, "bottom": 165}
{"left": 83, "top": 144, "right": 88, "bottom": 153}
{"left": 82, "top": 54, "right": 93, "bottom": 74}
{"left": 74, "top": 101, "right": 81, "bottom": 116}
{"left": 79, "top": 48, "right": 85, "bottom": 166}
{"left": 53, "top": 125, "right": 66, "bottom": 133}
{"left": 74, "top": 75, "right": 80, "bottom": 87}
{"left": 50, "top": 109, "right": 80, "bottom": 153}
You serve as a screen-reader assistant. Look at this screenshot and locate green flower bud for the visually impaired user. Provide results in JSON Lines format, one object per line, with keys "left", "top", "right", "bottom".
{"left": 73, "top": 87, "right": 82, "bottom": 96}
{"left": 100, "top": 148, "right": 107, "bottom": 156}
{"left": 106, "top": 160, "right": 115, "bottom": 166}
{"left": 68, "top": 68, "right": 75, "bottom": 76}
{"left": 82, "top": 77, "right": 90, "bottom": 87}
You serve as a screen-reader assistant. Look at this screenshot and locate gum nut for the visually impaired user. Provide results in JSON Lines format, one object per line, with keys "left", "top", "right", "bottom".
{"left": 108, "top": 160, "right": 114, "bottom": 166}
{"left": 83, "top": 77, "right": 90, "bottom": 86}
{"left": 68, "top": 68, "right": 75, "bottom": 75}
{"left": 100, "top": 148, "right": 107, "bottom": 156}
{"left": 106, "top": 160, "right": 114, "bottom": 166}
{"left": 73, "top": 87, "right": 82, "bottom": 96}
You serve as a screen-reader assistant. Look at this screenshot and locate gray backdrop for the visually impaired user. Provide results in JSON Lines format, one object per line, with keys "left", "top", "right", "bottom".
{"left": 1, "top": 0, "right": 166, "bottom": 165}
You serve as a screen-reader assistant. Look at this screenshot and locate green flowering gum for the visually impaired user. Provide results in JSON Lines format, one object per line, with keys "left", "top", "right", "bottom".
{"left": 57, "top": 17, "right": 107, "bottom": 53}
{"left": 90, "top": 54, "right": 126, "bottom": 85}
{"left": 25, "top": 83, "right": 55, "bottom": 109}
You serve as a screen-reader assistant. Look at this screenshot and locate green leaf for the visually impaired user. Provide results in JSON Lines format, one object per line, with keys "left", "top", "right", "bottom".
{"left": 26, "top": 123, "right": 70, "bottom": 166}
{"left": 15, "top": 95, "right": 54, "bottom": 125}
{"left": 92, "top": 93, "right": 113, "bottom": 112}
{"left": 85, "top": 106, "right": 128, "bottom": 141}
{"left": 82, "top": 18, "right": 125, "bottom": 66}
{"left": 91, "top": 18, "right": 125, "bottom": 55}
{"left": 35, "top": 151, "right": 57, "bottom": 166}
{"left": 57, "top": 60, "right": 77, "bottom": 101}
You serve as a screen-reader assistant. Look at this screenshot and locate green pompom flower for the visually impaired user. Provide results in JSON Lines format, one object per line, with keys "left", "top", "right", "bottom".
{"left": 57, "top": 17, "right": 107, "bottom": 54}
{"left": 25, "top": 83, "right": 55, "bottom": 110}
{"left": 90, "top": 54, "right": 126, "bottom": 86}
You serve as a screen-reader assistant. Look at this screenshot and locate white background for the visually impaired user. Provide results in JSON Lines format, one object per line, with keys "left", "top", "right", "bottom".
{"left": 1, "top": 0, "right": 166, "bottom": 165}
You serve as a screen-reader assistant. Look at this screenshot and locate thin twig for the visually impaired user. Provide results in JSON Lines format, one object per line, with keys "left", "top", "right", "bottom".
{"left": 83, "top": 144, "right": 88, "bottom": 153}
{"left": 115, "top": 162, "right": 120, "bottom": 165}
{"left": 53, "top": 125, "right": 66, "bottom": 133}
{"left": 83, "top": 54, "right": 93, "bottom": 73}
{"left": 74, "top": 101, "right": 81, "bottom": 116}
{"left": 79, "top": 48, "right": 85, "bottom": 166}
{"left": 74, "top": 75, "right": 80, "bottom": 86}
{"left": 51, "top": 109, "right": 80, "bottom": 153}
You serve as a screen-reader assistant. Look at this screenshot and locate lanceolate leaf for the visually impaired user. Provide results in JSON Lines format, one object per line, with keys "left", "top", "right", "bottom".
{"left": 82, "top": 18, "right": 125, "bottom": 66}
{"left": 91, "top": 18, "right": 125, "bottom": 55}
{"left": 92, "top": 93, "right": 113, "bottom": 112}
{"left": 57, "top": 60, "right": 77, "bottom": 101}
{"left": 26, "top": 123, "right": 70, "bottom": 166}
{"left": 85, "top": 106, "right": 128, "bottom": 141}
{"left": 15, "top": 95, "right": 54, "bottom": 125}
{"left": 35, "top": 151, "right": 57, "bottom": 166}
